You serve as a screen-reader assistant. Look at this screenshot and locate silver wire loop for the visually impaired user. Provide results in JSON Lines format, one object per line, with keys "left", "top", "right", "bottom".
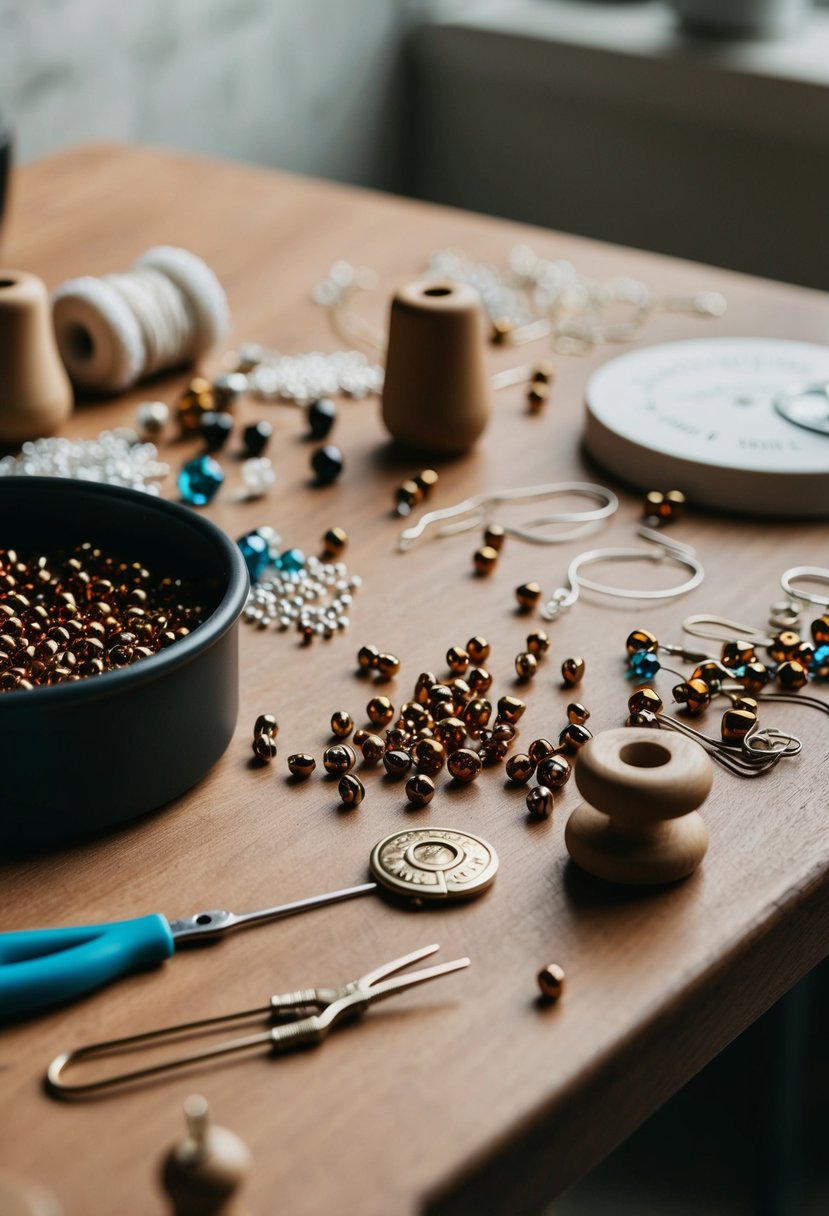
{"left": 682, "top": 614, "right": 773, "bottom": 647}
{"left": 398, "top": 482, "right": 618, "bottom": 551}
{"left": 780, "top": 566, "right": 829, "bottom": 610}
{"left": 542, "top": 533, "right": 703, "bottom": 621}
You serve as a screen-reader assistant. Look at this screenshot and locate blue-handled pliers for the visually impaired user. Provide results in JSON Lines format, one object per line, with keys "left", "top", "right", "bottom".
{"left": 0, "top": 881, "right": 378, "bottom": 1019}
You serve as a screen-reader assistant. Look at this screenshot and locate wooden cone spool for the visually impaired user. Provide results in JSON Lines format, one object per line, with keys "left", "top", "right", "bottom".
{"left": 0, "top": 270, "right": 72, "bottom": 443}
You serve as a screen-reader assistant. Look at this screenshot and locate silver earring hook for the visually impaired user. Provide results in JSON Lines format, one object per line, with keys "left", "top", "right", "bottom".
{"left": 397, "top": 482, "right": 618, "bottom": 551}
{"left": 543, "top": 532, "right": 703, "bottom": 621}
{"left": 682, "top": 614, "right": 774, "bottom": 647}
{"left": 780, "top": 566, "right": 829, "bottom": 609}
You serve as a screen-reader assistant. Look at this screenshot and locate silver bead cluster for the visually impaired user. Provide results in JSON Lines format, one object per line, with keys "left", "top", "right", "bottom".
{"left": 244, "top": 548, "right": 362, "bottom": 642}
{"left": 0, "top": 429, "right": 169, "bottom": 494}
{"left": 235, "top": 346, "right": 383, "bottom": 405}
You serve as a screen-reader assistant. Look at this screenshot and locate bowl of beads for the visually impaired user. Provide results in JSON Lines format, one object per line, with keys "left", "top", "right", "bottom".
{"left": 0, "top": 478, "right": 248, "bottom": 851}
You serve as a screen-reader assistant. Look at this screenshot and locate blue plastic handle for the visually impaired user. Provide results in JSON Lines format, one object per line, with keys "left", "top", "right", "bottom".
{"left": 0, "top": 914, "right": 175, "bottom": 1019}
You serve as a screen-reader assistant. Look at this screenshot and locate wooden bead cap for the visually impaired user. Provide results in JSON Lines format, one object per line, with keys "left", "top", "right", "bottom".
{"left": 565, "top": 727, "right": 712, "bottom": 886}
{"left": 381, "top": 279, "right": 492, "bottom": 454}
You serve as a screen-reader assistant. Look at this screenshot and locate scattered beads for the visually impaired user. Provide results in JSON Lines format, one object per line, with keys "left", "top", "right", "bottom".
{"left": 412, "top": 737, "right": 446, "bottom": 775}
{"left": 330, "top": 710, "right": 353, "bottom": 738}
{"left": 506, "top": 753, "right": 535, "bottom": 784}
{"left": 177, "top": 377, "right": 214, "bottom": 435}
{"left": 237, "top": 531, "right": 270, "bottom": 580}
{"left": 537, "top": 963, "right": 566, "bottom": 1002}
{"left": 338, "top": 773, "right": 365, "bottom": 807}
{"left": 0, "top": 430, "right": 168, "bottom": 494}
{"left": 367, "top": 696, "right": 395, "bottom": 727}
{"left": 321, "top": 527, "right": 348, "bottom": 559}
{"left": 528, "top": 739, "right": 555, "bottom": 764}
{"left": 473, "top": 546, "right": 499, "bottom": 576}
{"left": 515, "top": 652, "right": 538, "bottom": 681}
{"left": 515, "top": 582, "right": 542, "bottom": 612}
{"left": 567, "top": 702, "right": 590, "bottom": 726}
{"left": 526, "top": 787, "right": 553, "bottom": 818}
{"left": 242, "top": 348, "right": 383, "bottom": 405}
{"left": 497, "top": 695, "right": 526, "bottom": 724}
{"left": 242, "top": 420, "right": 272, "bottom": 458}
{"left": 252, "top": 734, "right": 277, "bottom": 762}
{"left": 241, "top": 457, "right": 275, "bottom": 499}
{"left": 394, "top": 469, "right": 439, "bottom": 517}
{"left": 559, "top": 723, "right": 592, "bottom": 752}
{"left": 311, "top": 444, "right": 344, "bottom": 484}
{"left": 406, "top": 774, "right": 435, "bottom": 807}
{"left": 178, "top": 454, "right": 224, "bottom": 506}
{"left": 308, "top": 398, "right": 338, "bottom": 439}
{"left": 383, "top": 749, "right": 412, "bottom": 779}
{"left": 467, "top": 635, "right": 491, "bottom": 663}
{"left": 447, "top": 748, "right": 482, "bottom": 783}
{"left": 323, "top": 744, "right": 356, "bottom": 776}
{"left": 254, "top": 714, "right": 278, "bottom": 738}
{"left": 135, "top": 401, "right": 169, "bottom": 440}
{"left": 361, "top": 734, "right": 385, "bottom": 765}
{"left": 287, "top": 753, "right": 316, "bottom": 779}
{"left": 561, "top": 656, "right": 585, "bottom": 686}
{"left": 244, "top": 548, "right": 360, "bottom": 645}
{"left": 536, "top": 755, "right": 571, "bottom": 790}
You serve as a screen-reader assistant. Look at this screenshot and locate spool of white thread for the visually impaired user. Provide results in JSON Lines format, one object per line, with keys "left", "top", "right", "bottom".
{"left": 52, "top": 246, "right": 229, "bottom": 394}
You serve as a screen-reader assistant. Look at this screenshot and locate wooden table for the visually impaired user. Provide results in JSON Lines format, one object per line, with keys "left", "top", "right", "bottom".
{"left": 1, "top": 144, "right": 828, "bottom": 1216}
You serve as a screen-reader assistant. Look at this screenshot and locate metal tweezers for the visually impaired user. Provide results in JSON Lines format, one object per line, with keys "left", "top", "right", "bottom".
{"left": 46, "top": 944, "right": 469, "bottom": 1096}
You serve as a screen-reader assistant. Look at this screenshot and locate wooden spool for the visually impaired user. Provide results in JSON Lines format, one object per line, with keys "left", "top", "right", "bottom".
{"left": 160, "top": 1096, "right": 251, "bottom": 1216}
{"left": 565, "top": 728, "right": 712, "bottom": 886}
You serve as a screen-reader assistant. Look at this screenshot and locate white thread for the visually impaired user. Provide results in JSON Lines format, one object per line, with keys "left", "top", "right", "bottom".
{"left": 52, "top": 246, "right": 229, "bottom": 394}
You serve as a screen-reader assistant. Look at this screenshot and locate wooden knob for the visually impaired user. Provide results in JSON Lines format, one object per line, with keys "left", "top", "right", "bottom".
{"left": 160, "top": 1095, "right": 252, "bottom": 1216}
{"left": 565, "top": 728, "right": 712, "bottom": 886}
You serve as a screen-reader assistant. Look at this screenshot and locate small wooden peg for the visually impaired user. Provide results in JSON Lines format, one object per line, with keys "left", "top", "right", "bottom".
{"left": 160, "top": 1095, "right": 252, "bottom": 1216}
{"left": 565, "top": 728, "right": 712, "bottom": 885}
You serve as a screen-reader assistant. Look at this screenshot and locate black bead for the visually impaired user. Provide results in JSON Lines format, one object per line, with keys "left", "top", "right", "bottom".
{"left": 308, "top": 398, "right": 337, "bottom": 440}
{"left": 200, "top": 411, "right": 234, "bottom": 453}
{"left": 243, "top": 420, "right": 272, "bottom": 458}
{"left": 311, "top": 444, "right": 344, "bottom": 484}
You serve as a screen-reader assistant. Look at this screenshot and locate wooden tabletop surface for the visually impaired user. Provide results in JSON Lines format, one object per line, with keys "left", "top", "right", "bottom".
{"left": 1, "top": 144, "right": 828, "bottom": 1216}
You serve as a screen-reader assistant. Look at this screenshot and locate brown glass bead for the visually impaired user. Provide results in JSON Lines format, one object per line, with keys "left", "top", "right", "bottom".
{"left": 254, "top": 713, "right": 278, "bottom": 738}
{"left": 415, "top": 469, "right": 439, "bottom": 496}
{"left": 561, "top": 656, "right": 585, "bottom": 686}
{"left": 810, "top": 615, "right": 829, "bottom": 645}
{"left": 448, "top": 677, "right": 471, "bottom": 704}
{"left": 721, "top": 708, "right": 757, "bottom": 743}
{"left": 321, "top": 527, "right": 348, "bottom": 559}
{"left": 412, "top": 737, "right": 446, "bottom": 775}
{"left": 537, "top": 754, "right": 571, "bottom": 791}
{"left": 467, "top": 666, "right": 492, "bottom": 695}
{"left": 673, "top": 678, "right": 711, "bottom": 716}
{"left": 447, "top": 748, "right": 482, "bottom": 783}
{"left": 537, "top": 963, "right": 566, "bottom": 1002}
{"left": 481, "top": 732, "right": 509, "bottom": 763}
{"left": 794, "top": 642, "right": 814, "bottom": 671}
{"left": 400, "top": 701, "right": 432, "bottom": 733}
{"left": 567, "top": 702, "right": 590, "bottom": 726}
{"left": 434, "top": 716, "right": 466, "bottom": 752}
{"left": 429, "top": 683, "right": 454, "bottom": 709}
{"left": 177, "top": 377, "right": 214, "bottom": 434}
{"left": 287, "top": 753, "right": 316, "bottom": 779}
{"left": 628, "top": 686, "right": 663, "bottom": 716}
{"left": 515, "top": 582, "right": 542, "bottom": 612}
{"left": 497, "top": 695, "right": 527, "bottom": 724}
{"left": 376, "top": 653, "right": 401, "bottom": 680}
{"left": 357, "top": 644, "right": 380, "bottom": 671}
{"left": 353, "top": 728, "right": 370, "bottom": 747}
{"left": 414, "top": 671, "right": 437, "bottom": 704}
{"left": 338, "top": 773, "right": 365, "bottom": 807}
{"left": 528, "top": 738, "right": 555, "bottom": 764}
{"left": 252, "top": 734, "right": 277, "bottom": 762}
{"left": 626, "top": 629, "right": 658, "bottom": 655}
{"left": 721, "top": 640, "right": 755, "bottom": 669}
{"left": 526, "top": 630, "right": 550, "bottom": 657}
{"left": 385, "top": 727, "right": 412, "bottom": 751}
{"left": 739, "top": 662, "right": 771, "bottom": 693}
{"left": 383, "top": 749, "right": 412, "bottom": 779}
{"left": 527, "top": 787, "right": 554, "bottom": 818}
{"left": 473, "top": 546, "right": 499, "bottom": 576}
{"left": 767, "top": 630, "right": 801, "bottom": 663}
{"left": 464, "top": 697, "right": 492, "bottom": 734}
{"left": 406, "top": 774, "right": 435, "bottom": 807}
{"left": 515, "top": 652, "right": 538, "bottom": 681}
{"left": 506, "top": 753, "right": 535, "bottom": 784}
{"left": 467, "top": 635, "right": 491, "bottom": 663}
{"left": 395, "top": 480, "right": 422, "bottom": 516}
{"left": 367, "top": 696, "right": 394, "bottom": 727}
{"left": 483, "top": 524, "right": 506, "bottom": 552}
{"left": 361, "top": 733, "right": 385, "bottom": 765}
{"left": 432, "top": 702, "right": 457, "bottom": 723}
{"left": 446, "top": 646, "right": 470, "bottom": 675}
{"left": 559, "top": 723, "right": 592, "bottom": 752}
{"left": 777, "top": 659, "right": 808, "bottom": 690}
{"left": 690, "top": 662, "right": 725, "bottom": 694}
{"left": 330, "top": 710, "right": 354, "bottom": 738}
{"left": 323, "top": 744, "right": 356, "bottom": 776}
{"left": 527, "top": 382, "right": 550, "bottom": 413}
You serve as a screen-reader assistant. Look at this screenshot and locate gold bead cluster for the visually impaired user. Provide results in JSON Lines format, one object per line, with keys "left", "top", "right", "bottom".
{"left": 505, "top": 702, "right": 591, "bottom": 818}
{"left": 0, "top": 545, "right": 206, "bottom": 692}
{"left": 394, "top": 469, "right": 439, "bottom": 518}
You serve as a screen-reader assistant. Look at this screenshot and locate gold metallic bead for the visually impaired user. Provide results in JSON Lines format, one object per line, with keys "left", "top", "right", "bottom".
{"left": 467, "top": 635, "right": 491, "bottom": 663}
{"left": 530, "top": 360, "right": 555, "bottom": 384}
{"left": 323, "top": 744, "right": 356, "bottom": 776}
{"left": 738, "top": 661, "right": 771, "bottom": 693}
{"left": 491, "top": 317, "right": 514, "bottom": 344}
{"left": 777, "top": 659, "right": 808, "bottom": 691}
{"left": 434, "top": 716, "right": 466, "bottom": 752}
{"left": 794, "top": 642, "right": 814, "bottom": 671}
{"left": 448, "top": 677, "right": 471, "bottom": 704}
{"left": 528, "top": 738, "right": 555, "bottom": 764}
{"left": 567, "top": 702, "right": 590, "bottom": 726}
{"left": 483, "top": 524, "right": 506, "bottom": 552}
{"left": 253, "top": 713, "right": 278, "bottom": 738}
{"left": 526, "top": 630, "right": 550, "bottom": 657}
{"left": 733, "top": 695, "right": 758, "bottom": 714}
{"left": 497, "top": 695, "right": 526, "bottom": 724}
{"left": 433, "top": 702, "right": 458, "bottom": 723}
{"left": 561, "top": 656, "right": 585, "bottom": 687}
{"left": 412, "top": 737, "right": 447, "bottom": 775}
{"left": 810, "top": 615, "right": 829, "bottom": 645}
{"left": 287, "top": 753, "right": 316, "bottom": 779}
{"left": 515, "top": 582, "right": 542, "bottom": 612}
{"left": 414, "top": 671, "right": 437, "bottom": 705}
{"left": 361, "top": 733, "right": 385, "bottom": 765}
{"left": 429, "top": 683, "right": 455, "bottom": 709}
{"left": 625, "top": 629, "right": 658, "bottom": 655}
{"left": 367, "top": 695, "right": 394, "bottom": 727}
{"left": 492, "top": 722, "right": 516, "bottom": 744}
{"left": 400, "top": 701, "right": 432, "bottom": 733}
{"left": 672, "top": 678, "right": 711, "bottom": 716}
{"left": 526, "top": 787, "right": 554, "bottom": 819}
{"left": 447, "top": 748, "right": 482, "bottom": 783}
{"left": 768, "top": 630, "right": 802, "bottom": 663}
{"left": 526, "top": 382, "right": 550, "bottom": 413}
{"left": 467, "top": 666, "right": 492, "bottom": 695}
{"left": 405, "top": 774, "right": 435, "bottom": 807}
{"left": 628, "top": 686, "right": 663, "bottom": 716}
{"left": 446, "top": 646, "right": 470, "bottom": 675}
{"left": 690, "top": 661, "right": 725, "bottom": 694}
{"left": 506, "top": 753, "right": 535, "bottom": 784}
{"left": 321, "top": 527, "right": 348, "bottom": 559}
{"left": 353, "top": 728, "right": 370, "bottom": 747}
{"left": 252, "top": 734, "right": 277, "bottom": 762}
{"left": 385, "top": 727, "right": 412, "bottom": 751}
{"left": 537, "top": 754, "right": 571, "bottom": 791}
{"left": 479, "top": 730, "right": 509, "bottom": 763}
{"left": 515, "top": 651, "right": 538, "bottom": 681}
{"left": 357, "top": 644, "right": 380, "bottom": 670}
{"left": 721, "top": 708, "right": 757, "bottom": 743}
{"left": 176, "top": 377, "right": 214, "bottom": 434}
{"left": 330, "top": 710, "right": 354, "bottom": 738}
{"left": 415, "top": 469, "right": 439, "bottom": 497}
{"left": 338, "top": 773, "right": 365, "bottom": 808}
{"left": 376, "top": 652, "right": 401, "bottom": 680}
{"left": 464, "top": 697, "right": 492, "bottom": 733}
{"left": 627, "top": 709, "right": 660, "bottom": 729}
{"left": 473, "top": 546, "right": 499, "bottom": 576}
{"left": 721, "top": 640, "right": 755, "bottom": 669}
{"left": 559, "top": 723, "right": 592, "bottom": 752}
{"left": 383, "top": 749, "right": 412, "bottom": 779}
{"left": 537, "top": 963, "right": 566, "bottom": 1002}
{"left": 395, "top": 479, "right": 423, "bottom": 517}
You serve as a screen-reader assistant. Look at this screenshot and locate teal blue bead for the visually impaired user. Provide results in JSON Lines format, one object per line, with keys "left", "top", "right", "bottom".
{"left": 813, "top": 644, "right": 829, "bottom": 680}
{"left": 178, "top": 454, "right": 224, "bottom": 506}
{"left": 237, "top": 531, "right": 269, "bottom": 580}
{"left": 276, "top": 547, "right": 305, "bottom": 573}
{"left": 629, "top": 650, "right": 660, "bottom": 679}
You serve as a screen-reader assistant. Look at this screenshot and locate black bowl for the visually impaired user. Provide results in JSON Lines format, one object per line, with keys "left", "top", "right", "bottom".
{"left": 0, "top": 478, "right": 248, "bottom": 851}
